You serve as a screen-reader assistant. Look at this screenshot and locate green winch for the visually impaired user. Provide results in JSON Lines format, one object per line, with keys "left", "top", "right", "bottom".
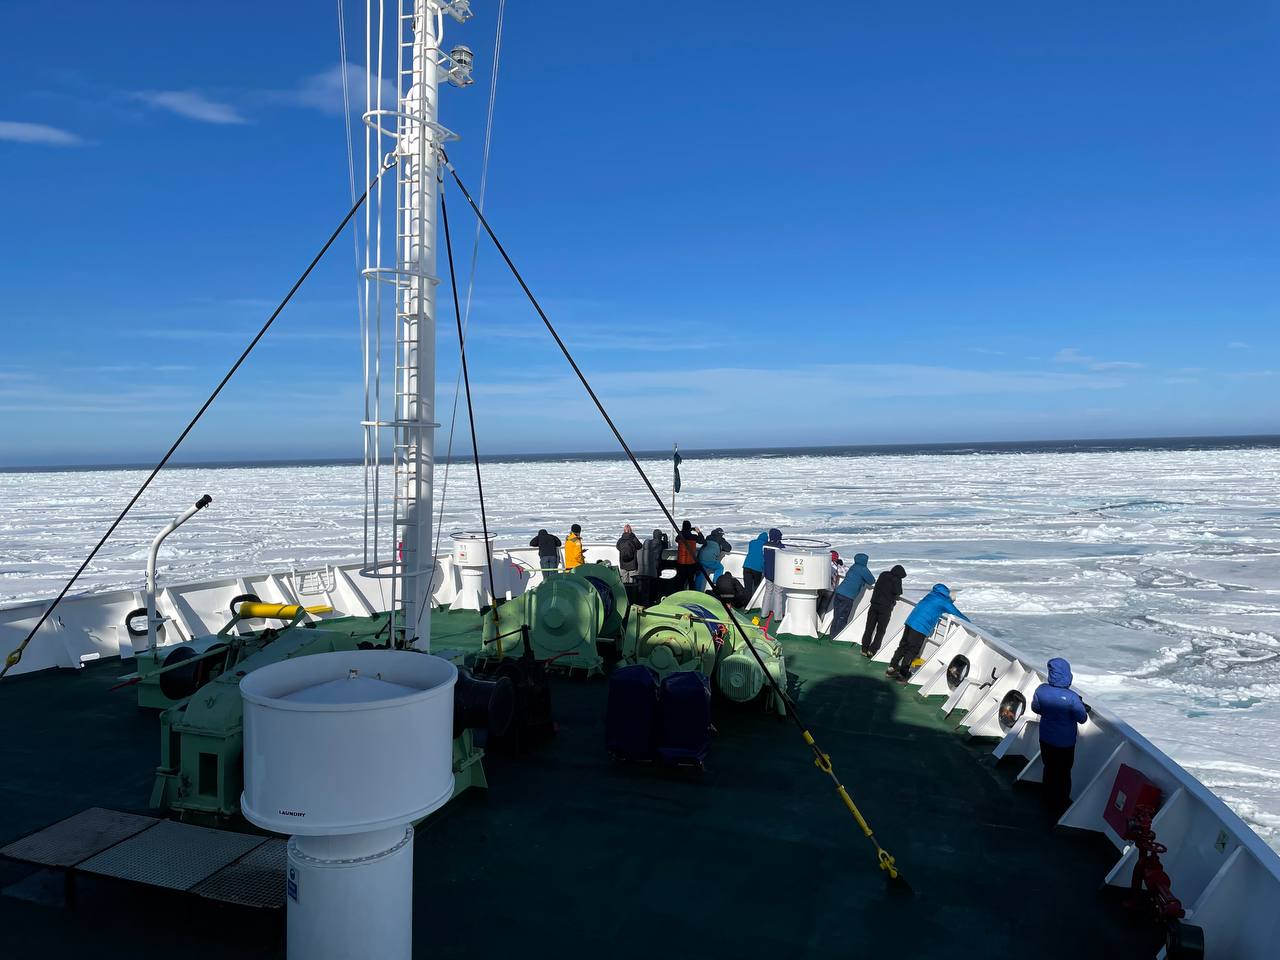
{"left": 479, "top": 562, "right": 629, "bottom": 674}
{"left": 619, "top": 590, "right": 787, "bottom": 714}
{"left": 128, "top": 607, "right": 490, "bottom": 825}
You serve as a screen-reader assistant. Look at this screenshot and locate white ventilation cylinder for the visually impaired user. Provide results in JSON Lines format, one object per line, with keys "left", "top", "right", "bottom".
{"left": 449, "top": 530, "right": 495, "bottom": 612}
{"left": 240, "top": 649, "right": 457, "bottom": 960}
{"left": 773, "top": 538, "right": 832, "bottom": 638}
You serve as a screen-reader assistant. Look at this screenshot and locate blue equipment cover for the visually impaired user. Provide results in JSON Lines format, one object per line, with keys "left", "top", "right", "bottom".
{"left": 606, "top": 664, "right": 659, "bottom": 761}
{"left": 656, "top": 672, "right": 713, "bottom": 768}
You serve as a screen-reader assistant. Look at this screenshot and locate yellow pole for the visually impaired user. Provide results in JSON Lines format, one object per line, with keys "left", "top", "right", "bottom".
{"left": 237, "top": 602, "right": 333, "bottom": 620}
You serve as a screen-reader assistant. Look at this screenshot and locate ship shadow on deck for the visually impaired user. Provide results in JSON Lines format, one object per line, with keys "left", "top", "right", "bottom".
{"left": 0, "top": 645, "right": 1163, "bottom": 958}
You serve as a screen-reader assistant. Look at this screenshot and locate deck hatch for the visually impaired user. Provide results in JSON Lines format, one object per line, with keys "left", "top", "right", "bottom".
{"left": 0, "top": 807, "right": 158, "bottom": 868}
{"left": 76, "top": 819, "right": 266, "bottom": 890}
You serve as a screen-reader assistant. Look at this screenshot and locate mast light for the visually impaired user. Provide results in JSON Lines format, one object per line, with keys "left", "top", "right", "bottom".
{"left": 447, "top": 44, "right": 475, "bottom": 87}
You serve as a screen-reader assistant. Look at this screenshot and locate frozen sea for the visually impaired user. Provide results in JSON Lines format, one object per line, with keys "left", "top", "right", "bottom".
{"left": 2, "top": 442, "right": 1279, "bottom": 849}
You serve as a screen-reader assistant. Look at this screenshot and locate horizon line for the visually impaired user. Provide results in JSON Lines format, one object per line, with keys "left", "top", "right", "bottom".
{"left": 2, "top": 431, "right": 1278, "bottom": 474}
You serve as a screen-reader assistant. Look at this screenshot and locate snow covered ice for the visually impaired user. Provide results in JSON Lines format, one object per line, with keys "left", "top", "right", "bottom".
{"left": 2, "top": 445, "right": 1279, "bottom": 849}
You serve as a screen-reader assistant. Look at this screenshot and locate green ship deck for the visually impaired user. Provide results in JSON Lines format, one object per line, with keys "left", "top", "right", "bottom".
{"left": 0, "top": 610, "right": 1160, "bottom": 958}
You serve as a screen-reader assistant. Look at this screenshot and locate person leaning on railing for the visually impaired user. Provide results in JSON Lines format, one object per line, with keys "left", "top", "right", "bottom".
{"left": 886, "top": 583, "right": 968, "bottom": 682}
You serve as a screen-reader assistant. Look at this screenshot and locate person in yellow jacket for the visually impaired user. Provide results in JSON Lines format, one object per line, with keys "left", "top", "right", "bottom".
{"left": 564, "top": 523, "right": 585, "bottom": 570}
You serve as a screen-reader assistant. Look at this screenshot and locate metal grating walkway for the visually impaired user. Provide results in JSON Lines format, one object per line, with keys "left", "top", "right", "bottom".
{"left": 3, "top": 809, "right": 287, "bottom": 910}
{"left": 0, "top": 807, "right": 157, "bottom": 868}
{"left": 191, "top": 837, "right": 287, "bottom": 909}
{"left": 77, "top": 819, "right": 266, "bottom": 891}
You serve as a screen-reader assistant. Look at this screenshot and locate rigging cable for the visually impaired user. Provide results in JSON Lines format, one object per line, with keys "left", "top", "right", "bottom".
{"left": 439, "top": 152, "right": 909, "bottom": 889}
{"left": 0, "top": 159, "right": 396, "bottom": 680}
{"left": 431, "top": 0, "right": 507, "bottom": 576}
{"left": 433, "top": 178, "right": 499, "bottom": 648}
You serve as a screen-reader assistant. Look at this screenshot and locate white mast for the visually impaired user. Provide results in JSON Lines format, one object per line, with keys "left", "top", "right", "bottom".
{"left": 362, "top": 0, "right": 473, "bottom": 649}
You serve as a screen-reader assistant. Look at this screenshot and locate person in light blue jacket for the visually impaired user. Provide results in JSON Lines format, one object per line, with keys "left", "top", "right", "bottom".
{"left": 828, "top": 552, "right": 874, "bottom": 639}
{"left": 887, "top": 583, "right": 968, "bottom": 682}
{"left": 742, "top": 531, "right": 768, "bottom": 597}
{"left": 1031, "top": 658, "right": 1089, "bottom": 813}
{"left": 694, "top": 537, "right": 723, "bottom": 591}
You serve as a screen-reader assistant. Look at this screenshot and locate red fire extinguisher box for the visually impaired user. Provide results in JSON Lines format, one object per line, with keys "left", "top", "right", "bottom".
{"left": 1104, "top": 763, "right": 1163, "bottom": 838}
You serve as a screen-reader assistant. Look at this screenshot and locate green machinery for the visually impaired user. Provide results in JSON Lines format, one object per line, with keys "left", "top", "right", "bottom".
{"left": 127, "top": 605, "right": 490, "bottom": 824}
{"left": 480, "top": 562, "right": 629, "bottom": 675}
{"left": 620, "top": 590, "right": 788, "bottom": 714}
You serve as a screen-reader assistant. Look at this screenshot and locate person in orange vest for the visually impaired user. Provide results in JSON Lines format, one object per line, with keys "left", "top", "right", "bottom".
{"left": 674, "top": 520, "right": 704, "bottom": 591}
{"left": 564, "top": 523, "right": 585, "bottom": 570}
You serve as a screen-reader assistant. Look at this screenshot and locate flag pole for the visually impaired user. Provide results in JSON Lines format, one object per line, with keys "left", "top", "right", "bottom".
{"left": 671, "top": 442, "right": 678, "bottom": 518}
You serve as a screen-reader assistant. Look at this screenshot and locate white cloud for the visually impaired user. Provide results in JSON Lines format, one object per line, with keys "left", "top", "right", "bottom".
{"left": 0, "top": 121, "right": 82, "bottom": 146}
{"left": 471, "top": 322, "right": 713, "bottom": 352}
{"left": 1054, "top": 347, "right": 1144, "bottom": 372}
{"left": 281, "top": 62, "right": 396, "bottom": 115}
{"left": 465, "top": 363, "right": 1124, "bottom": 412}
{"left": 1228, "top": 341, "right": 1250, "bottom": 350}
{"left": 135, "top": 90, "right": 247, "bottom": 125}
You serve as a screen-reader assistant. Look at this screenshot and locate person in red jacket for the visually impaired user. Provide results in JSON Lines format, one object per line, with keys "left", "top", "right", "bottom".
{"left": 674, "top": 520, "right": 704, "bottom": 592}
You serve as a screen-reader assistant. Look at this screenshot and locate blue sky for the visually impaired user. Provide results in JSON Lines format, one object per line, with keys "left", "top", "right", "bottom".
{"left": 1, "top": 1, "right": 1277, "bottom": 466}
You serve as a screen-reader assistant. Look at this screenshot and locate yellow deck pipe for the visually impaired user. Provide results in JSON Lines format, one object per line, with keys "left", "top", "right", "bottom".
{"left": 238, "top": 601, "right": 333, "bottom": 620}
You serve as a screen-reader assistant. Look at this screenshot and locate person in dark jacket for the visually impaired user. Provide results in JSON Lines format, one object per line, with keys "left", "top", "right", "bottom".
{"left": 674, "top": 520, "right": 704, "bottom": 592}
{"left": 887, "top": 583, "right": 968, "bottom": 682}
{"left": 742, "top": 531, "right": 768, "bottom": 597}
{"left": 636, "top": 529, "right": 668, "bottom": 605}
{"left": 861, "top": 564, "right": 905, "bottom": 657}
{"left": 761, "top": 528, "right": 784, "bottom": 582}
{"left": 1031, "top": 657, "right": 1089, "bottom": 813}
{"left": 713, "top": 572, "right": 748, "bottom": 609}
{"left": 529, "top": 529, "right": 561, "bottom": 574}
{"left": 615, "top": 524, "right": 641, "bottom": 586}
{"left": 829, "top": 552, "right": 875, "bottom": 639}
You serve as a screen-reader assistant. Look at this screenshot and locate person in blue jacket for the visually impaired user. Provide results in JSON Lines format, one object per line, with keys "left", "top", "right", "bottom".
{"left": 886, "top": 583, "right": 968, "bottom": 682}
{"left": 742, "top": 531, "right": 768, "bottom": 597}
{"left": 694, "top": 536, "right": 723, "bottom": 591}
{"left": 829, "top": 552, "right": 875, "bottom": 639}
{"left": 1031, "top": 658, "right": 1089, "bottom": 813}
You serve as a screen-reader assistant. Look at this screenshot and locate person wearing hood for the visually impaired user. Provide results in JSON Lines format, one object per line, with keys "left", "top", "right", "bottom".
{"left": 674, "top": 520, "right": 704, "bottom": 591}
{"left": 887, "top": 583, "right": 968, "bottom": 682}
{"left": 636, "top": 528, "right": 668, "bottom": 605}
{"left": 529, "top": 528, "right": 561, "bottom": 574}
{"left": 761, "top": 528, "right": 784, "bottom": 582}
{"left": 1032, "top": 658, "right": 1089, "bottom": 813}
{"left": 742, "top": 531, "right": 768, "bottom": 597}
{"left": 861, "top": 564, "right": 906, "bottom": 657}
{"left": 615, "top": 524, "right": 641, "bottom": 586}
{"left": 828, "top": 552, "right": 875, "bottom": 639}
{"left": 708, "top": 528, "right": 732, "bottom": 556}
{"left": 564, "top": 523, "right": 585, "bottom": 570}
{"left": 694, "top": 535, "right": 723, "bottom": 591}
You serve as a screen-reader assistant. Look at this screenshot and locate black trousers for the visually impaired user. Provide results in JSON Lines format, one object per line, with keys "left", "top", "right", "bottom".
{"left": 674, "top": 563, "right": 697, "bottom": 592}
{"left": 888, "top": 626, "right": 927, "bottom": 677}
{"left": 539, "top": 555, "right": 558, "bottom": 573}
{"left": 1040, "top": 741, "right": 1076, "bottom": 813}
{"left": 861, "top": 603, "right": 894, "bottom": 655}
{"left": 636, "top": 576, "right": 656, "bottom": 605}
{"left": 829, "top": 594, "right": 855, "bottom": 638}
{"left": 743, "top": 567, "right": 762, "bottom": 598}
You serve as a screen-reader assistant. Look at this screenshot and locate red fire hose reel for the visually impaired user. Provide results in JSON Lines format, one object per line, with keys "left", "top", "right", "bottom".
{"left": 1105, "top": 764, "right": 1205, "bottom": 958}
